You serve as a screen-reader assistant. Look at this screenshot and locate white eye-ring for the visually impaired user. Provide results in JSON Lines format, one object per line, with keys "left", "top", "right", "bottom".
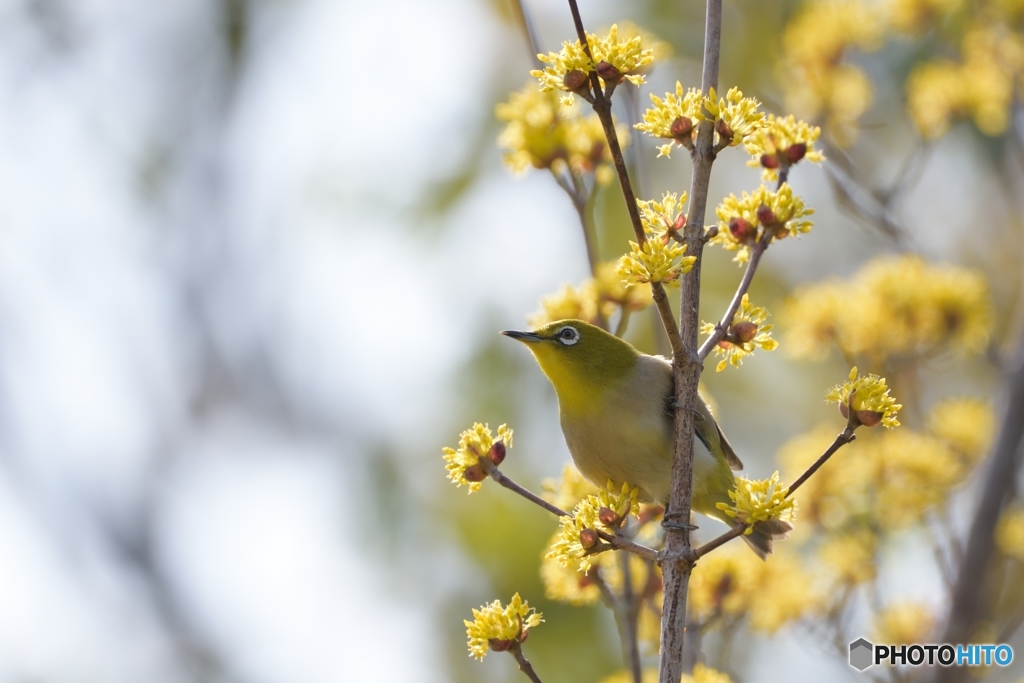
{"left": 556, "top": 325, "right": 580, "bottom": 346}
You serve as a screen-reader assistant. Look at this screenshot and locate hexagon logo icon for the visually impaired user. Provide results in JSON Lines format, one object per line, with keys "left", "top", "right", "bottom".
{"left": 849, "top": 638, "right": 874, "bottom": 671}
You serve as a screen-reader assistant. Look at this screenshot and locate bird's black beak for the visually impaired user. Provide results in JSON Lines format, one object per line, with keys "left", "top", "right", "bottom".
{"left": 501, "top": 330, "right": 543, "bottom": 343}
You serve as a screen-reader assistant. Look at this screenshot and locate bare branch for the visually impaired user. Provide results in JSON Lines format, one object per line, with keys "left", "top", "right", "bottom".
{"left": 698, "top": 235, "right": 770, "bottom": 361}
{"left": 786, "top": 427, "right": 857, "bottom": 498}
{"left": 510, "top": 643, "right": 545, "bottom": 683}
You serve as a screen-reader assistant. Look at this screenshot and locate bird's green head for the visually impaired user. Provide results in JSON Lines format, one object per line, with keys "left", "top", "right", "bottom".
{"left": 501, "top": 319, "right": 640, "bottom": 413}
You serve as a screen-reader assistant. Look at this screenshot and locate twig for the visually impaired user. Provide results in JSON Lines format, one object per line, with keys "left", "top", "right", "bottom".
{"left": 693, "top": 524, "right": 747, "bottom": 559}
{"left": 564, "top": 0, "right": 685, "bottom": 357}
{"left": 619, "top": 551, "right": 643, "bottom": 683}
{"left": 697, "top": 234, "right": 770, "bottom": 361}
{"left": 786, "top": 427, "right": 856, "bottom": 498}
{"left": 480, "top": 458, "right": 662, "bottom": 561}
{"left": 659, "top": 3, "right": 723, "bottom": 682}
{"left": 510, "top": 643, "right": 545, "bottom": 683}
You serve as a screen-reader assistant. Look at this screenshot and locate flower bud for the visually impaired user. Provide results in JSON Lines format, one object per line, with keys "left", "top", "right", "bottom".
{"left": 728, "top": 217, "right": 754, "bottom": 241}
{"left": 838, "top": 402, "right": 850, "bottom": 419}
{"left": 715, "top": 118, "right": 734, "bottom": 140}
{"left": 856, "top": 410, "right": 883, "bottom": 427}
{"left": 563, "top": 69, "right": 588, "bottom": 92}
{"left": 638, "top": 504, "right": 664, "bottom": 524}
{"left": 756, "top": 203, "right": 777, "bottom": 226}
{"left": 760, "top": 153, "right": 780, "bottom": 170}
{"left": 670, "top": 116, "right": 693, "bottom": 140}
{"left": 488, "top": 638, "right": 513, "bottom": 652}
{"left": 488, "top": 441, "right": 506, "bottom": 465}
{"left": 673, "top": 212, "right": 687, "bottom": 231}
{"left": 786, "top": 143, "right": 807, "bottom": 164}
{"left": 579, "top": 528, "right": 599, "bottom": 549}
{"left": 733, "top": 321, "right": 758, "bottom": 343}
{"left": 578, "top": 574, "right": 595, "bottom": 589}
{"left": 717, "top": 340, "right": 732, "bottom": 349}
{"left": 598, "top": 506, "right": 620, "bottom": 527}
{"left": 463, "top": 464, "right": 487, "bottom": 482}
{"left": 596, "top": 60, "right": 622, "bottom": 83}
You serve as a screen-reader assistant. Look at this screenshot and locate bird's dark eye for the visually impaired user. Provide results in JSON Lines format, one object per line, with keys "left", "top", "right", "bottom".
{"left": 556, "top": 326, "right": 580, "bottom": 346}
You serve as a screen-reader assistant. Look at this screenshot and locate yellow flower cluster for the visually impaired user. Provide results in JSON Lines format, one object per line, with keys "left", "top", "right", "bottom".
{"left": 818, "top": 530, "right": 877, "bottom": 585}
{"left": 826, "top": 366, "right": 902, "bottom": 428}
{"left": 712, "top": 184, "right": 815, "bottom": 263}
{"left": 464, "top": 593, "right": 543, "bottom": 660}
{"left": 744, "top": 114, "right": 825, "bottom": 182}
{"left": 634, "top": 84, "right": 766, "bottom": 157}
{"left": 542, "top": 463, "right": 600, "bottom": 512}
{"left": 928, "top": 397, "right": 995, "bottom": 463}
{"left": 637, "top": 191, "right": 688, "bottom": 236}
{"left": 705, "top": 87, "right": 768, "bottom": 148}
{"left": 688, "top": 545, "right": 820, "bottom": 632}
{"left": 496, "top": 82, "right": 622, "bottom": 183}
{"left": 701, "top": 294, "right": 779, "bottom": 372}
{"left": 616, "top": 238, "right": 695, "bottom": 288}
{"left": 528, "top": 262, "right": 654, "bottom": 329}
{"left": 532, "top": 24, "right": 653, "bottom": 99}
{"left": 441, "top": 423, "right": 513, "bottom": 493}
{"left": 873, "top": 600, "right": 935, "bottom": 645}
{"left": 779, "top": 0, "right": 884, "bottom": 144}
{"left": 996, "top": 506, "right": 1024, "bottom": 562}
{"left": 716, "top": 471, "right": 798, "bottom": 529}
{"left": 548, "top": 480, "right": 640, "bottom": 572}
{"left": 906, "top": 24, "right": 1024, "bottom": 138}
{"left": 783, "top": 255, "right": 994, "bottom": 361}
{"left": 539, "top": 535, "right": 603, "bottom": 606}
{"left": 600, "top": 664, "right": 732, "bottom": 683}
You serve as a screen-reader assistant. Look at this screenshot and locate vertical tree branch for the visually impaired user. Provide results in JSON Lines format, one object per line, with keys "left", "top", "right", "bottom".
{"left": 932, "top": 329, "right": 1024, "bottom": 683}
{"left": 659, "top": 2, "right": 722, "bottom": 683}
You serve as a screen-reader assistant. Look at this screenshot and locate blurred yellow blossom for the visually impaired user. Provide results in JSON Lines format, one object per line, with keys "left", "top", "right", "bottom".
{"left": 873, "top": 600, "right": 935, "bottom": 644}
{"left": 907, "top": 24, "right": 1024, "bottom": 138}
{"left": 819, "top": 530, "right": 878, "bottom": 585}
{"left": 496, "top": 82, "right": 626, "bottom": 181}
{"left": 594, "top": 261, "right": 653, "bottom": 314}
{"left": 701, "top": 294, "right": 779, "bottom": 371}
{"left": 689, "top": 544, "right": 761, "bottom": 623}
{"left": 996, "top": 506, "right": 1024, "bottom": 562}
{"left": 528, "top": 282, "right": 599, "bottom": 329}
{"left": 539, "top": 532, "right": 603, "bottom": 605}
{"left": 528, "top": 262, "right": 653, "bottom": 329}
{"left": 717, "top": 471, "right": 797, "bottom": 529}
{"left": 713, "top": 184, "right": 815, "bottom": 263}
{"left": 826, "top": 366, "right": 902, "bottom": 428}
{"left": 887, "top": 0, "right": 963, "bottom": 34}
{"left": 601, "top": 664, "right": 732, "bottom": 683}
{"left": 779, "top": 0, "right": 884, "bottom": 143}
{"left": 783, "top": 255, "right": 993, "bottom": 361}
{"left": 441, "top": 423, "right": 513, "bottom": 492}
{"left": 617, "top": 238, "right": 695, "bottom": 287}
{"left": 748, "top": 551, "right": 821, "bottom": 632}
{"left": 744, "top": 114, "right": 825, "bottom": 181}
{"left": 464, "top": 593, "right": 543, "bottom": 660}
{"left": 928, "top": 398, "right": 995, "bottom": 464}
{"left": 542, "top": 463, "right": 600, "bottom": 512}
{"left": 532, "top": 24, "right": 653, "bottom": 98}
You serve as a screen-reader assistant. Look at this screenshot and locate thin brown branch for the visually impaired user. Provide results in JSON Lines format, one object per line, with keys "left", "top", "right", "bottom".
{"left": 483, "top": 461, "right": 571, "bottom": 517}
{"left": 786, "top": 427, "right": 856, "bottom": 498}
{"left": 619, "top": 551, "right": 643, "bottom": 683}
{"left": 697, "top": 235, "right": 770, "bottom": 361}
{"left": 693, "top": 524, "right": 747, "bottom": 559}
{"left": 659, "top": 2, "right": 722, "bottom": 682}
{"left": 510, "top": 643, "right": 545, "bottom": 683}
{"left": 481, "top": 458, "right": 663, "bottom": 561}
{"left": 564, "top": 0, "right": 685, "bottom": 357}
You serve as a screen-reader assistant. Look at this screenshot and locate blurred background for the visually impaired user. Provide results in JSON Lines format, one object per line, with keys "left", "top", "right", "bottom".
{"left": 0, "top": 0, "right": 1021, "bottom": 681}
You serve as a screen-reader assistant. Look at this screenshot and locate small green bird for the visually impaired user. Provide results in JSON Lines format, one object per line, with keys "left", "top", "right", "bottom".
{"left": 503, "top": 319, "right": 790, "bottom": 558}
